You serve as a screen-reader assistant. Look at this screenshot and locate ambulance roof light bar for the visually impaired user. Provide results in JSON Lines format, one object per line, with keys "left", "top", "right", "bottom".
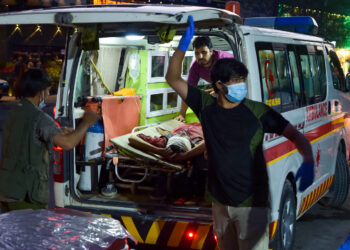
{"left": 243, "top": 16, "right": 319, "bottom": 35}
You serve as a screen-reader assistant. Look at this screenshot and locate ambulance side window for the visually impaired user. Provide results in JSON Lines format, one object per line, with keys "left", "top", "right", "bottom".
{"left": 296, "top": 46, "right": 315, "bottom": 105}
{"left": 299, "top": 54, "right": 314, "bottom": 104}
{"left": 315, "top": 50, "right": 327, "bottom": 100}
{"left": 256, "top": 43, "right": 296, "bottom": 112}
{"left": 296, "top": 45, "right": 327, "bottom": 105}
{"left": 288, "top": 50, "right": 303, "bottom": 107}
{"left": 257, "top": 47, "right": 281, "bottom": 112}
{"left": 274, "top": 49, "right": 294, "bottom": 111}
{"left": 309, "top": 54, "right": 319, "bottom": 95}
{"left": 327, "top": 49, "right": 347, "bottom": 92}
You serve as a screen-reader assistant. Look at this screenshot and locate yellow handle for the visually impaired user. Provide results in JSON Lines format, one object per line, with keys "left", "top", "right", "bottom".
{"left": 89, "top": 57, "right": 113, "bottom": 95}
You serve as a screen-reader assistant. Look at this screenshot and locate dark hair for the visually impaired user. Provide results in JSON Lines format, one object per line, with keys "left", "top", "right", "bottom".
{"left": 17, "top": 69, "right": 51, "bottom": 98}
{"left": 193, "top": 36, "right": 213, "bottom": 49}
{"left": 211, "top": 58, "right": 248, "bottom": 92}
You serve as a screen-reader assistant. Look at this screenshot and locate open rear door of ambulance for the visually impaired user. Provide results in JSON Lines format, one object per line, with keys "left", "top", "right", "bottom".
{"left": 0, "top": 4, "right": 241, "bottom": 212}
{"left": 0, "top": 4, "right": 241, "bottom": 117}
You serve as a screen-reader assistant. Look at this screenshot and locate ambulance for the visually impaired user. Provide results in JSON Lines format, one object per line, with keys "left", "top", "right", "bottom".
{"left": 1, "top": 2, "right": 349, "bottom": 249}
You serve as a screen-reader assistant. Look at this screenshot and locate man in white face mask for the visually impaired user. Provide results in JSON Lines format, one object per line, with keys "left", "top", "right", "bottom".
{"left": 38, "top": 87, "right": 50, "bottom": 109}
{"left": 166, "top": 16, "right": 314, "bottom": 250}
{"left": 0, "top": 69, "right": 100, "bottom": 212}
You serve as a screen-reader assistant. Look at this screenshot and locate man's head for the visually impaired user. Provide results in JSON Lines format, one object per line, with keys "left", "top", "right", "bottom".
{"left": 211, "top": 58, "right": 248, "bottom": 95}
{"left": 193, "top": 36, "right": 213, "bottom": 68}
{"left": 17, "top": 68, "right": 51, "bottom": 99}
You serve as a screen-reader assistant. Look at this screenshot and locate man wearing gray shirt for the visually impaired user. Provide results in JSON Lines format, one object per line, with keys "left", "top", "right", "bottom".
{"left": 0, "top": 69, "right": 99, "bottom": 212}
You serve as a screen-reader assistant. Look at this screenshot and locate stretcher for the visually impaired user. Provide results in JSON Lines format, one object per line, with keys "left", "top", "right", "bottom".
{"left": 110, "top": 119, "right": 186, "bottom": 172}
{"left": 109, "top": 119, "right": 196, "bottom": 194}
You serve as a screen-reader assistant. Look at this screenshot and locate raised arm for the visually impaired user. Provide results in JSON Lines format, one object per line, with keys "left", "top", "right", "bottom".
{"left": 166, "top": 16, "right": 195, "bottom": 101}
{"left": 166, "top": 49, "right": 188, "bottom": 100}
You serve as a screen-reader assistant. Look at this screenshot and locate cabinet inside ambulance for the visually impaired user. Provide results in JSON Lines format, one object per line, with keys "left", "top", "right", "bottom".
{"left": 70, "top": 30, "right": 234, "bottom": 208}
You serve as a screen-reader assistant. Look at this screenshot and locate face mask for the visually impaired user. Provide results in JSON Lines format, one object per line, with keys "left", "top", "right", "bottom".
{"left": 224, "top": 82, "right": 247, "bottom": 103}
{"left": 39, "top": 91, "right": 46, "bottom": 109}
{"left": 39, "top": 100, "right": 46, "bottom": 109}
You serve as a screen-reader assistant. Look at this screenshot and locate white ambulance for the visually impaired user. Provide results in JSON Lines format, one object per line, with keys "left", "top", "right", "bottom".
{"left": 1, "top": 3, "right": 349, "bottom": 250}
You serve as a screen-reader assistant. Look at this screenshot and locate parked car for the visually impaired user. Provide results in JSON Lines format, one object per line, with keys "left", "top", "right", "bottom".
{"left": 0, "top": 79, "right": 9, "bottom": 99}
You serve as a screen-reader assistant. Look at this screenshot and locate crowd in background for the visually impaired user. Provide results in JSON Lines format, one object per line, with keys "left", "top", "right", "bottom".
{"left": 5, "top": 53, "right": 63, "bottom": 96}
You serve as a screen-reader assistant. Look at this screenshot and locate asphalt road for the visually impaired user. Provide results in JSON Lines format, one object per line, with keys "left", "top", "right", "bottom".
{"left": 0, "top": 96, "right": 349, "bottom": 250}
{"left": 293, "top": 201, "right": 350, "bottom": 250}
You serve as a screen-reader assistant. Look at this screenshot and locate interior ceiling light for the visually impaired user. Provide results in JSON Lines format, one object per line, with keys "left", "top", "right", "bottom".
{"left": 125, "top": 35, "right": 145, "bottom": 41}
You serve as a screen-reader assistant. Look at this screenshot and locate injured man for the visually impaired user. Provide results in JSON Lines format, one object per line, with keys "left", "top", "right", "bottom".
{"left": 127, "top": 122, "right": 208, "bottom": 202}
{"left": 129, "top": 122, "right": 206, "bottom": 163}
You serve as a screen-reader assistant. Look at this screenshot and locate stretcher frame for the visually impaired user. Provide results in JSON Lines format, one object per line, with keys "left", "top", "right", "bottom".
{"left": 110, "top": 119, "right": 187, "bottom": 171}
{"left": 109, "top": 120, "right": 193, "bottom": 187}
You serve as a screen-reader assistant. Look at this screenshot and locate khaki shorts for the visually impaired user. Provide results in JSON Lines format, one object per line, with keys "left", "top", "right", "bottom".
{"left": 212, "top": 202, "right": 269, "bottom": 250}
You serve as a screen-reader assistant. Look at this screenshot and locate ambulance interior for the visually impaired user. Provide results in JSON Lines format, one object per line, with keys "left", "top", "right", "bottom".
{"left": 72, "top": 30, "right": 234, "bottom": 207}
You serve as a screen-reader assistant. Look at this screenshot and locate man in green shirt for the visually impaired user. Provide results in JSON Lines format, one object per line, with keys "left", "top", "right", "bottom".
{"left": 0, "top": 69, "right": 99, "bottom": 212}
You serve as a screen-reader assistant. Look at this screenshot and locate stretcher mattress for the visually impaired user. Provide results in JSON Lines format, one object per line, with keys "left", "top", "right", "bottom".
{"left": 110, "top": 119, "right": 185, "bottom": 170}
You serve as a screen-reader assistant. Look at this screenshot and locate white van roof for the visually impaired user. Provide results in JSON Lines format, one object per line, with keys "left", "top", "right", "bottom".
{"left": 0, "top": 4, "right": 241, "bottom": 26}
{"left": 240, "top": 25, "right": 324, "bottom": 43}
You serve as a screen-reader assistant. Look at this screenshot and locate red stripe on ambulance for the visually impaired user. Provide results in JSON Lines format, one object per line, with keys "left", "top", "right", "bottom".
{"left": 265, "top": 117, "right": 344, "bottom": 163}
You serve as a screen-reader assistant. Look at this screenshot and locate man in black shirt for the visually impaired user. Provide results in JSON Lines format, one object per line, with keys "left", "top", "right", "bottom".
{"left": 166, "top": 16, "right": 314, "bottom": 250}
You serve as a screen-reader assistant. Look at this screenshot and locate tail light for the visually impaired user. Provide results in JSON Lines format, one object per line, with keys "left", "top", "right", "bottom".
{"left": 53, "top": 146, "right": 64, "bottom": 183}
{"left": 53, "top": 116, "right": 64, "bottom": 183}
{"left": 187, "top": 232, "right": 195, "bottom": 239}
